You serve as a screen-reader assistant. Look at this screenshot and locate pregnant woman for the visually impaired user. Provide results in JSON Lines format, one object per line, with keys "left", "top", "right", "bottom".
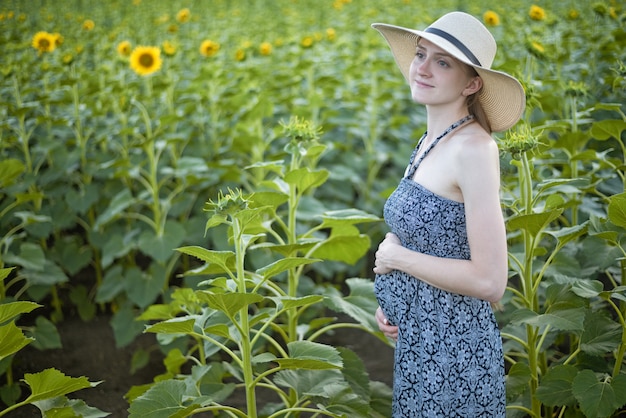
{"left": 371, "top": 11, "right": 525, "bottom": 417}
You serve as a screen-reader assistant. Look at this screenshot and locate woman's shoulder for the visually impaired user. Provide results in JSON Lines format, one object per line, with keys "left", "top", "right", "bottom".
{"left": 451, "top": 125, "right": 498, "bottom": 160}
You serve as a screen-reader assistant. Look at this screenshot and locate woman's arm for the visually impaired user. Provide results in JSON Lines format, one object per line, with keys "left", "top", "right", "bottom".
{"left": 373, "top": 136, "right": 508, "bottom": 303}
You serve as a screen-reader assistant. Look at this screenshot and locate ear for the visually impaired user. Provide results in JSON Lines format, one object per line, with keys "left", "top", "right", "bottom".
{"left": 463, "top": 76, "right": 483, "bottom": 96}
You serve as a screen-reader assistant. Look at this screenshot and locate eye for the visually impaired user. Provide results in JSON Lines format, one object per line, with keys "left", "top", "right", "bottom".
{"left": 437, "top": 59, "right": 450, "bottom": 68}
{"left": 415, "top": 50, "right": 425, "bottom": 59}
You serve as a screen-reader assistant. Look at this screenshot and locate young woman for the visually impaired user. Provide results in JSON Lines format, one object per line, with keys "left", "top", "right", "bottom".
{"left": 371, "top": 12, "right": 525, "bottom": 417}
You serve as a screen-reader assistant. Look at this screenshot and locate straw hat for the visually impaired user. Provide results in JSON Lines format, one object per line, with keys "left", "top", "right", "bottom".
{"left": 372, "top": 12, "right": 525, "bottom": 132}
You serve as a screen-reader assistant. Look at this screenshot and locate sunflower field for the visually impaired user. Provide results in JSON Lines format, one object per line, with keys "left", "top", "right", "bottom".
{"left": 1, "top": 0, "right": 625, "bottom": 417}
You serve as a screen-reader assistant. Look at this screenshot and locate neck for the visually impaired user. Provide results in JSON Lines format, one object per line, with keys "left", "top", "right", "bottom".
{"left": 424, "top": 104, "right": 471, "bottom": 140}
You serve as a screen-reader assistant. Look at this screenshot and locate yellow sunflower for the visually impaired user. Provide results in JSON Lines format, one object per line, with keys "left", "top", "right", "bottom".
{"left": 526, "top": 39, "right": 546, "bottom": 59}
{"left": 162, "top": 40, "right": 177, "bottom": 56}
{"left": 52, "top": 32, "right": 64, "bottom": 46}
{"left": 129, "top": 46, "right": 162, "bottom": 76}
{"left": 117, "top": 40, "right": 132, "bottom": 57}
{"left": 326, "top": 28, "right": 336, "bottom": 41}
{"left": 259, "top": 42, "right": 272, "bottom": 56}
{"left": 235, "top": 48, "right": 246, "bottom": 61}
{"left": 83, "top": 19, "right": 95, "bottom": 30}
{"left": 200, "top": 40, "right": 220, "bottom": 57}
{"left": 62, "top": 53, "right": 74, "bottom": 65}
{"left": 176, "top": 8, "right": 190, "bottom": 23}
{"left": 483, "top": 11, "right": 501, "bottom": 26}
{"left": 301, "top": 36, "right": 313, "bottom": 48}
{"left": 529, "top": 5, "right": 546, "bottom": 21}
{"left": 32, "top": 31, "right": 56, "bottom": 53}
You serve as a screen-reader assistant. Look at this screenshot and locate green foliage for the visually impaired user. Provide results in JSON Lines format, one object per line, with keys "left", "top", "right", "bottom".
{"left": 1, "top": 0, "right": 625, "bottom": 416}
{"left": 500, "top": 115, "right": 626, "bottom": 417}
{"left": 128, "top": 117, "right": 385, "bottom": 417}
{"left": 0, "top": 268, "right": 104, "bottom": 416}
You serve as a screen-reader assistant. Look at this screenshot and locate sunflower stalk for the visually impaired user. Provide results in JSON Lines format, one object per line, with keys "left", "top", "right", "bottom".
{"left": 501, "top": 125, "right": 549, "bottom": 417}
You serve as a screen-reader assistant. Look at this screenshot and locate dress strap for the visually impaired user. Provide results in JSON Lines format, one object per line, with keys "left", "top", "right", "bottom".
{"left": 405, "top": 114, "right": 474, "bottom": 179}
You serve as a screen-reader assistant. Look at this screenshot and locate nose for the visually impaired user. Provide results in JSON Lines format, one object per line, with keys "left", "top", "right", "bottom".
{"left": 412, "top": 57, "right": 430, "bottom": 76}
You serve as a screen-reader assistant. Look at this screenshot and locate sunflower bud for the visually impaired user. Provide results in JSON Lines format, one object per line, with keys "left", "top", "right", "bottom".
{"left": 500, "top": 124, "right": 540, "bottom": 160}
{"left": 204, "top": 188, "right": 249, "bottom": 217}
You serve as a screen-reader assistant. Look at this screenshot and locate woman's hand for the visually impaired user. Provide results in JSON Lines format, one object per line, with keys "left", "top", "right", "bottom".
{"left": 376, "top": 306, "right": 398, "bottom": 340}
{"left": 373, "top": 232, "right": 401, "bottom": 275}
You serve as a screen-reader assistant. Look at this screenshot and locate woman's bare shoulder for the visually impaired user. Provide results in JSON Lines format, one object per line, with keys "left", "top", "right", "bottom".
{"left": 452, "top": 125, "right": 498, "bottom": 161}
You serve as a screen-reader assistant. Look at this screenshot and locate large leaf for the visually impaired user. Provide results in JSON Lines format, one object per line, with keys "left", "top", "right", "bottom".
{"left": 284, "top": 167, "right": 329, "bottom": 194}
{"left": 571, "top": 279, "right": 604, "bottom": 299}
{"left": 338, "top": 347, "right": 370, "bottom": 401}
{"left": 311, "top": 235, "right": 371, "bottom": 265}
{"left": 53, "top": 237, "right": 93, "bottom": 276}
{"left": 318, "top": 209, "right": 381, "bottom": 227}
{"left": 274, "top": 368, "right": 345, "bottom": 398}
{"left": 33, "top": 396, "right": 109, "bottom": 417}
{"left": 317, "top": 384, "right": 372, "bottom": 417}
{"left": 572, "top": 370, "right": 619, "bottom": 418}
{"left": 3, "top": 242, "right": 45, "bottom": 271}
{"left": 21, "top": 260, "right": 69, "bottom": 287}
{"left": 590, "top": 119, "right": 626, "bottom": 141}
{"left": 276, "top": 340, "right": 343, "bottom": 370}
{"left": 110, "top": 305, "right": 146, "bottom": 348}
{"left": 607, "top": 192, "right": 626, "bottom": 229}
{"left": 95, "top": 264, "right": 125, "bottom": 303}
{"left": 580, "top": 312, "right": 621, "bottom": 355}
{"left": 0, "top": 267, "right": 14, "bottom": 282}
{"left": 127, "top": 379, "right": 187, "bottom": 418}
{"left": 196, "top": 292, "right": 264, "bottom": 318}
{"left": 535, "top": 178, "right": 590, "bottom": 197}
{"left": 125, "top": 265, "right": 166, "bottom": 309}
{"left": 248, "top": 190, "right": 289, "bottom": 209}
{"left": 29, "top": 315, "right": 62, "bottom": 350}
{"left": 23, "top": 368, "right": 97, "bottom": 403}
{"left": 0, "top": 158, "right": 25, "bottom": 187}
{"left": 613, "top": 374, "right": 626, "bottom": 411}
{"left": 94, "top": 188, "right": 135, "bottom": 228}
{"left": 0, "top": 322, "right": 34, "bottom": 360}
{"left": 505, "top": 362, "right": 532, "bottom": 400}
{"left": 535, "top": 365, "right": 578, "bottom": 407}
{"left": 138, "top": 220, "right": 186, "bottom": 263}
{"left": 65, "top": 183, "right": 99, "bottom": 215}
{"left": 145, "top": 318, "right": 196, "bottom": 335}
{"left": 176, "top": 246, "right": 235, "bottom": 273}
{"left": 324, "top": 278, "right": 380, "bottom": 333}
{"left": 506, "top": 209, "right": 563, "bottom": 236}
{"left": 256, "top": 257, "right": 320, "bottom": 279}
{"left": 509, "top": 306, "right": 585, "bottom": 332}
{"left": 0, "top": 301, "right": 41, "bottom": 324}
{"left": 269, "top": 295, "right": 325, "bottom": 312}
{"left": 544, "top": 222, "right": 588, "bottom": 246}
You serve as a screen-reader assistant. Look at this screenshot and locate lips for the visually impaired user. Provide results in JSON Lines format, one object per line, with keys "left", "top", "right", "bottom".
{"left": 414, "top": 79, "right": 433, "bottom": 88}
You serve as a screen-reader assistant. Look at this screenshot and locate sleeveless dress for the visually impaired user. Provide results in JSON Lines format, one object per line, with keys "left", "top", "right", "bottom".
{"left": 374, "top": 116, "right": 506, "bottom": 417}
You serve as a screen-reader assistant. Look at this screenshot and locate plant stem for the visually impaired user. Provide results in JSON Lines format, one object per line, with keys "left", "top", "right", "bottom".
{"left": 286, "top": 153, "right": 300, "bottom": 341}
{"left": 519, "top": 151, "right": 542, "bottom": 416}
{"left": 12, "top": 76, "right": 33, "bottom": 174}
{"left": 232, "top": 217, "right": 257, "bottom": 418}
{"left": 135, "top": 101, "right": 164, "bottom": 236}
{"left": 569, "top": 95, "right": 579, "bottom": 226}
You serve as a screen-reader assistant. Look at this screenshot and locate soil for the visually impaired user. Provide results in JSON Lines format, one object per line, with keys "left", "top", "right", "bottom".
{"left": 5, "top": 313, "right": 394, "bottom": 418}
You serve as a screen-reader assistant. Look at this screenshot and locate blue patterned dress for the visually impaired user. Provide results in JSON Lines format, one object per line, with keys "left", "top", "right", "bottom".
{"left": 374, "top": 117, "right": 506, "bottom": 417}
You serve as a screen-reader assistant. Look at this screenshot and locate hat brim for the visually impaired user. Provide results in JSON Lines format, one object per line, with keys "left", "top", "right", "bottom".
{"left": 372, "top": 23, "right": 525, "bottom": 132}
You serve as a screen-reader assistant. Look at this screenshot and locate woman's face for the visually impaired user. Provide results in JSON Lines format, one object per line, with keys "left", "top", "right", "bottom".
{"left": 408, "top": 38, "right": 481, "bottom": 106}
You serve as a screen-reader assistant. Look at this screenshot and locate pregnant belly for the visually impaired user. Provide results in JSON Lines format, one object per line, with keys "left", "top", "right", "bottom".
{"left": 374, "top": 270, "right": 418, "bottom": 327}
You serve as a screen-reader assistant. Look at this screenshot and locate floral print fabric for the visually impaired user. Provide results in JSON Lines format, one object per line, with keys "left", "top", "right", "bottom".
{"left": 374, "top": 121, "right": 506, "bottom": 417}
